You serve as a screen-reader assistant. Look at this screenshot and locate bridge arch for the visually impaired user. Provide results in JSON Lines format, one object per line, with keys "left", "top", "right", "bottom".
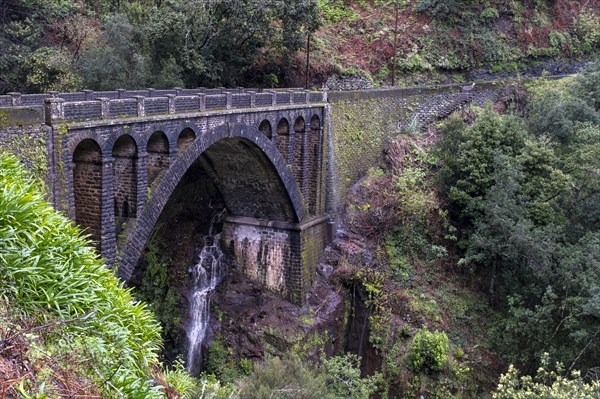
{"left": 117, "top": 122, "right": 306, "bottom": 281}
{"left": 68, "top": 131, "right": 110, "bottom": 159}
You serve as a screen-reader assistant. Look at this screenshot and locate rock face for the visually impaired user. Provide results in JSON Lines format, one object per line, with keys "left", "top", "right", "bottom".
{"left": 207, "top": 264, "right": 346, "bottom": 363}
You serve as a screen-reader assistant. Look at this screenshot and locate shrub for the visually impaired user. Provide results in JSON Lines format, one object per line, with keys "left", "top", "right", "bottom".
{"left": 411, "top": 328, "right": 449, "bottom": 373}
{"left": 493, "top": 355, "right": 600, "bottom": 399}
{"left": 323, "top": 354, "right": 379, "bottom": 399}
{"left": 481, "top": 7, "right": 499, "bottom": 20}
{"left": 238, "top": 352, "right": 332, "bottom": 399}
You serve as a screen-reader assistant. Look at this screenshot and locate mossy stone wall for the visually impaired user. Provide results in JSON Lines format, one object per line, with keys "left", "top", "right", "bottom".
{"left": 0, "top": 107, "right": 49, "bottom": 188}
{"left": 327, "top": 82, "right": 508, "bottom": 209}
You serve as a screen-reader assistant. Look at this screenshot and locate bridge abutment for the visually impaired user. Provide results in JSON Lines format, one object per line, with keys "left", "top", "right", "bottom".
{"left": 221, "top": 215, "right": 330, "bottom": 305}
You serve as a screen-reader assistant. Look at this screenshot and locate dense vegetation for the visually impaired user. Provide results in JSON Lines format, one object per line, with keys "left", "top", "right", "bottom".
{"left": 0, "top": 0, "right": 320, "bottom": 93}
{"left": 315, "top": 0, "right": 600, "bottom": 85}
{"left": 337, "top": 62, "right": 600, "bottom": 397}
{"left": 437, "top": 64, "right": 600, "bottom": 375}
{"left": 1, "top": 0, "right": 599, "bottom": 94}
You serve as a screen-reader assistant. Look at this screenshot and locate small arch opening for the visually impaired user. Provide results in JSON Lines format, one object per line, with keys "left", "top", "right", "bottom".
{"left": 112, "top": 134, "right": 138, "bottom": 226}
{"left": 308, "top": 115, "right": 321, "bottom": 215}
{"left": 73, "top": 138, "right": 102, "bottom": 250}
{"left": 177, "top": 128, "right": 196, "bottom": 150}
{"left": 259, "top": 120, "right": 272, "bottom": 139}
{"left": 292, "top": 116, "right": 306, "bottom": 188}
{"left": 147, "top": 131, "right": 170, "bottom": 185}
{"left": 276, "top": 118, "right": 289, "bottom": 162}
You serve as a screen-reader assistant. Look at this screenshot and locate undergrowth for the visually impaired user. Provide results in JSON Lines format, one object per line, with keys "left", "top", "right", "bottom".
{"left": 0, "top": 153, "right": 190, "bottom": 398}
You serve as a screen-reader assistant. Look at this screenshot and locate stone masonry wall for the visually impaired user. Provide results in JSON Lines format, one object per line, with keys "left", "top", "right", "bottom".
{"left": 327, "top": 81, "right": 510, "bottom": 211}
{"left": 222, "top": 218, "right": 293, "bottom": 298}
{"left": 297, "top": 216, "right": 330, "bottom": 304}
{"left": 0, "top": 107, "right": 49, "bottom": 187}
{"left": 222, "top": 215, "right": 331, "bottom": 305}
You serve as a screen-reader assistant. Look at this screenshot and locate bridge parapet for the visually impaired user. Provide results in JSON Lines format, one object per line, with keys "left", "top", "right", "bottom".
{"left": 1, "top": 87, "right": 324, "bottom": 110}
{"left": 42, "top": 89, "right": 326, "bottom": 124}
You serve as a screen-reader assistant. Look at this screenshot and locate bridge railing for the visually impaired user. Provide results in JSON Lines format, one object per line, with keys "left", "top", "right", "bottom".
{"left": 0, "top": 87, "right": 313, "bottom": 107}
{"left": 39, "top": 89, "right": 326, "bottom": 124}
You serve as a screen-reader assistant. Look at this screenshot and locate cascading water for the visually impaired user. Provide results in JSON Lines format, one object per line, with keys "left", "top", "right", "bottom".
{"left": 186, "top": 209, "right": 226, "bottom": 374}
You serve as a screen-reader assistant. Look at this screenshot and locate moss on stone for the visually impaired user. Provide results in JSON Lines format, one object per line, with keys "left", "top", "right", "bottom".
{"left": 0, "top": 125, "right": 48, "bottom": 186}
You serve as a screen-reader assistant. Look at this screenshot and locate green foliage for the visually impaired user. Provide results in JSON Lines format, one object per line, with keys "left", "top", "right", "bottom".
{"left": 22, "top": 47, "right": 81, "bottom": 92}
{"left": 77, "top": 13, "right": 149, "bottom": 90}
{"left": 136, "top": 237, "right": 184, "bottom": 358}
{"left": 493, "top": 355, "right": 600, "bottom": 398}
{"left": 414, "top": 0, "right": 462, "bottom": 18}
{"left": 238, "top": 352, "right": 332, "bottom": 399}
{"left": 205, "top": 337, "right": 240, "bottom": 383}
{"left": 437, "top": 65, "right": 600, "bottom": 374}
{"left": 437, "top": 108, "right": 530, "bottom": 226}
{"left": 0, "top": 154, "right": 166, "bottom": 398}
{"left": 323, "top": 353, "right": 379, "bottom": 399}
{"left": 317, "top": 0, "right": 359, "bottom": 23}
{"left": 410, "top": 328, "right": 450, "bottom": 374}
{"left": 573, "top": 10, "right": 600, "bottom": 54}
{"left": 144, "top": 0, "right": 320, "bottom": 88}
{"left": 481, "top": 7, "right": 499, "bottom": 20}
{"left": 193, "top": 374, "right": 240, "bottom": 399}
{"left": 163, "top": 358, "right": 199, "bottom": 397}
{"left": 0, "top": 0, "right": 321, "bottom": 92}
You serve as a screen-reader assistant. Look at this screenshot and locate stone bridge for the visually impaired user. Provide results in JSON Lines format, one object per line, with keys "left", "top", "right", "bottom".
{"left": 12, "top": 88, "right": 333, "bottom": 304}
{"left": 1, "top": 80, "right": 521, "bottom": 302}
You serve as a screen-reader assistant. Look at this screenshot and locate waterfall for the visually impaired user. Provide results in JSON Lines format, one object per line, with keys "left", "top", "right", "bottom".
{"left": 186, "top": 209, "right": 226, "bottom": 374}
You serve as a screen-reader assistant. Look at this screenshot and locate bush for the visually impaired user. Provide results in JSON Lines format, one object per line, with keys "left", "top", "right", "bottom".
{"left": 323, "top": 354, "right": 379, "bottom": 399}
{"left": 238, "top": 352, "right": 332, "bottom": 399}
{"left": 493, "top": 355, "right": 600, "bottom": 399}
{"left": 411, "top": 328, "right": 449, "bottom": 373}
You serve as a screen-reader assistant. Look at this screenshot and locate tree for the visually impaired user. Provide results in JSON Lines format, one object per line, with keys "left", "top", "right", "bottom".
{"left": 144, "top": 0, "right": 320, "bottom": 88}
{"left": 77, "top": 13, "right": 149, "bottom": 90}
{"left": 493, "top": 355, "right": 600, "bottom": 399}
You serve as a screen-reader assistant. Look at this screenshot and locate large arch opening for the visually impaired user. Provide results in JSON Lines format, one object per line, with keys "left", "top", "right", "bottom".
{"left": 125, "top": 126, "right": 302, "bottom": 373}
{"left": 72, "top": 139, "right": 102, "bottom": 250}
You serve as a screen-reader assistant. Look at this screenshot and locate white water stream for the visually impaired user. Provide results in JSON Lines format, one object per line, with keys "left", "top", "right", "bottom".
{"left": 186, "top": 210, "right": 226, "bottom": 374}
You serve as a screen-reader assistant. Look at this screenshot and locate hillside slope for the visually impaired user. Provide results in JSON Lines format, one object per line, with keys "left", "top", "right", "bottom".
{"left": 308, "top": 0, "right": 600, "bottom": 87}
{"left": 1, "top": 0, "right": 598, "bottom": 93}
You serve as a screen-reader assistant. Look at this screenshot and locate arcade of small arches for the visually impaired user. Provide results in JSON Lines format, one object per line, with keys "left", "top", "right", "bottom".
{"left": 65, "top": 110, "right": 329, "bottom": 302}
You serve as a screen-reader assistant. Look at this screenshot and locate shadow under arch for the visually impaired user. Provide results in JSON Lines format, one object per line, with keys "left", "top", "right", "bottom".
{"left": 117, "top": 122, "right": 305, "bottom": 281}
